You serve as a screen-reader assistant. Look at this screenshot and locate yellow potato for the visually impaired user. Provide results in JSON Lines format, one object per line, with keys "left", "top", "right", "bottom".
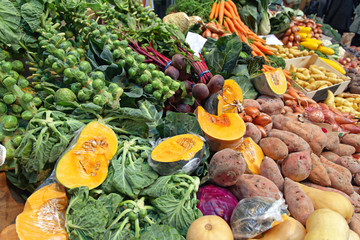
{"left": 310, "top": 67, "right": 325, "bottom": 76}
{"left": 306, "top": 81, "right": 329, "bottom": 91}
{"left": 309, "top": 77, "right": 315, "bottom": 84}
{"left": 296, "top": 72, "right": 308, "bottom": 80}
{"left": 297, "top": 68, "right": 307, "bottom": 73}
{"left": 326, "top": 78, "right": 342, "bottom": 84}
{"left": 296, "top": 79, "right": 309, "bottom": 87}
{"left": 318, "top": 84, "right": 330, "bottom": 89}
{"left": 325, "top": 72, "right": 338, "bottom": 78}
{"left": 288, "top": 54, "right": 294, "bottom": 58}
{"left": 278, "top": 54, "right": 287, "bottom": 58}
{"left": 311, "top": 74, "right": 327, "bottom": 80}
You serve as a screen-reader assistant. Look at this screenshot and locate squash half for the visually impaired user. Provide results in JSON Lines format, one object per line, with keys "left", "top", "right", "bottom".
{"left": 56, "top": 121, "right": 118, "bottom": 189}
{"left": 196, "top": 106, "right": 245, "bottom": 151}
{"left": 149, "top": 134, "right": 205, "bottom": 175}
{"left": 16, "top": 183, "right": 68, "bottom": 240}
{"left": 233, "top": 137, "right": 264, "bottom": 174}
{"left": 205, "top": 79, "right": 243, "bottom": 115}
{"left": 252, "top": 68, "right": 287, "bottom": 97}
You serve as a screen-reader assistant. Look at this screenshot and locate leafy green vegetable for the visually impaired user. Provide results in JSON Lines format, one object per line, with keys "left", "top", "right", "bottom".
{"left": 166, "top": 0, "right": 213, "bottom": 22}
{"left": 66, "top": 187, "right": 123, "bottom": 240}
{"left": 270, "top": 11, "right": 293, "bottom": 34}
{"left": 141, "top": 174, "right": 202, "bottom": 235}
{"left": 0, "top": 0, "right": 22, "bottom": 50}
{"left": 266, "top": 55, "right": 286, "bottom": 69}
{"left": 20, "top": 0, "right": 43, "bottom": 33}
{"left": 101, "top": 136, "right": 158, "bottom": 199}
{"left": 140, "top": 224, "right": 185, "bottom": 240}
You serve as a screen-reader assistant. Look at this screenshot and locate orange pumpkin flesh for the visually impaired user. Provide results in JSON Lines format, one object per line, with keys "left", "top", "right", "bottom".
{"left": 186, "top": 215, "right": 233, "bottom": 240}
{"left": 16, "top": 183, "right": 68, "bottom": 240}
{"left": 233, "top": 137, "right": 264, "bottom": 174}
{"left": 196, "top": 106, "right": 245, "bottom": 151}
{"left": 252, "top": 68, "right": 287, "bottom": 97}
{"left": 56, "top": 121, "right": 118, "bottom": 189}
{"left": 218, "top": 79, "right": 243, "bottom": 115}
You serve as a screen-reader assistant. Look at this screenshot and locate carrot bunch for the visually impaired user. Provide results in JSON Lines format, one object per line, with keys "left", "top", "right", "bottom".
{"left": 209, "top": 0, "right": 274, "bottom": 58}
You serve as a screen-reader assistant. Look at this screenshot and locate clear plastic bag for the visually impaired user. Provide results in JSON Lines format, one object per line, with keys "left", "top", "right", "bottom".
{"left": 230, "top": 195, "right": 289, "bottom": 240}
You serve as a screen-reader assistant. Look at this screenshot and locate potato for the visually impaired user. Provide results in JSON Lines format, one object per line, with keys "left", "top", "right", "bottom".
{"left": 230, "top": 174, "right": 281, "bottom": 200}
{"left": 309, "top": 153, "right": 331, "bottom": 187}
{"left": 306, "top": 123, "right": 327, "bottom": 155}
{"left": 321, "top": 151, "right": 340, "bottom": 162}
{"left": 341, "top": 134, "right": 360, "bottom": 152}
{"left": 259, "top": 137, "right": 288, "bottom": 161}
{"left": 350, "top": 214, "right": 360, "bottom": 237}
{"left": 331, "top": 144, "right": 356, "bottom": 156}
{"left": 259, "top": 156, "right": 284, "bottom": 191}
{"left": 281, "top": 149, "right": 312, "bottom": 182}
{"left": 320, "top": 156, "right": 354, "bottom": 195}
{"left": 325, "top": 132, "right": 340, "bottom": 151}
{"left": 335, "top": 156, "right": 360, "bottom": 174}
{"left": 256, "top": 95, "right": 284, "bottom": 116}
{"left": 268, "top": 129, "right": 310, "bottom": 153}
{"left": 209, "top": 148, "right": 246, "bottom": 187}
{"left": 284, "top": 178, "right": 314, "bottom": 225}
{"left": 244, "top": 122, "right": 262, "bottom": 144}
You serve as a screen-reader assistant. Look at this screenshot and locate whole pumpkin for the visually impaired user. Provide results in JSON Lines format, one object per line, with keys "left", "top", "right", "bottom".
{"left": 186, "top": 215, "right": 233, "bottom": 240}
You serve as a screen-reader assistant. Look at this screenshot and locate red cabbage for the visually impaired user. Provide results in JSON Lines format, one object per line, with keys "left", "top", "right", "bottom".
{"left": 196, "top": 184, "right": 238, "bottom": 223}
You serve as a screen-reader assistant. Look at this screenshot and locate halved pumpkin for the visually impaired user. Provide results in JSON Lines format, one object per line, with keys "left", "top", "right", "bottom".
{"left": 16, "top": 183, "right": 68, "bottom": 240}
{"left": 252, "top": 68, "right": 287, "bottom": 97}
{"left": 233, "top": 137, "right": 264, "bottom": 174}
{"left": 149, "top": 134, "right": 205, "bottom": 175}
{"left": 56, "top": 121, "right": 118, "bottom": 189}
{"left": 196, "top": 106, "right": 245, "bottom": 152}
{"left": 205, "top": 80, "right": 243, "bottom": 115}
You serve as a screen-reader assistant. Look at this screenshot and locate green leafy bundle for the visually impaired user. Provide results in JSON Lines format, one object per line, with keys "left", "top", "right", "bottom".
{"left": 166, "top": 0, "right": 213, "bottom": 21}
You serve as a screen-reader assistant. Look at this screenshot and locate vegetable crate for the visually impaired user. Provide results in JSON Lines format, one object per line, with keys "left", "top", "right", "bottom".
{"left": 285, "top": 55, "right": 350, "bottom": 101}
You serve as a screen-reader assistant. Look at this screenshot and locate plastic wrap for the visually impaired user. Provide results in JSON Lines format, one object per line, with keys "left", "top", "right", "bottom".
{"left": 148, "top": 134, "right": 206, "bottom": 175}
{"left": 0, "top": 143, "right": 6, "bottom": 166}
{"left": 15, "top": 182, "right": 68, "bottom": 240}
{"left": 197, "top": 184, "right": 238, "bottom": 223}
{"left": 230, "top": 196, "right": 289, "bottom": 240}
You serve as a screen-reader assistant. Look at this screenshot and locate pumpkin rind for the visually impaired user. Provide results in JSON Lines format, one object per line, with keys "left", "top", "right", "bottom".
{"left": 56, "top": 121, "right": 118, "bottom": 189}
{"left": 16, "top": 183, "right": 68, "bottom": 240}
{"left": 233, "top": 137, "right": 264, "bottom": 174}
{"left": 196, "top": 106, "right": 246, "bottom": 152}
{"left": 252, "top": 69, "right": 287, "bottom": 97}
{"left": 205, "top": 80, "right": 243, "bottom": 115}
{"left": 186, "top": 215, "right": 233, "bottom": 240}
{"left": 149, "top": 134, "right": 205, "bottom": 175}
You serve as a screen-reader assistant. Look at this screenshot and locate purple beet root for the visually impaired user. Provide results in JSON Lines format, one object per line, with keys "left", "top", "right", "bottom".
{"left": 207, "top": 74, "right": 225, "bottom": 94}
{"left": 165, "top": 65, "right": 180, "bottom": 80}
{"left": 172, "top": 54, "right": 186, "bottom": 70}
{"left": 192, "top": 83, "right": 210, "bottom": 101}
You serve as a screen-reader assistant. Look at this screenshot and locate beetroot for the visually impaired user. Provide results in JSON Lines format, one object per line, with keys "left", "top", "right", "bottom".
{"left": 197, "top": 184, "right": 238, "bottom": 223}
{"left": 192, "top": 83, "right": 209, "bottom": 101}
{"left": 172, "top": 54, "right": 186, "bottom": 70}
{"left": 176, "top": 104, "right": 193, "bottom": 113}
{"left": 207, "top": 75, "right": 225, "bottom": 94}
{"left": 164, "top": 65, "right": 180, "bottom": 80}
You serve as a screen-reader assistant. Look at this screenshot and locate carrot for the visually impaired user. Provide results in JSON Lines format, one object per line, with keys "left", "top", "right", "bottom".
{"left": 218, "top": 1, "right": 225, "bottom": 25}
{"left": 215, "top": 1, "right": 220, "bottom": 19}
{"left": 283, "top": 93, "right": 296, "bottom": 101}
{"left": 251, "top": 44, "right": 264, "bottom": 57}
{"left": 224, "top": 8, "right": 233, "bottom": 19}
{"left": 237, "top": 30, "right": 249, "bottom": 43}
{"left": 209, "top": 2, "right": 217, "bottom": 20}
{"left": 228, "top": 0, "right": 239, "bottom": 16}
{"left": 225, "top": 17, "right": 236, "bottom": 32}
{"left": 225, "top": 1, "right": 236, "bottom": 19}
{"left": 287, "top": 87, "right": 301, "bottom": 99}
{"left": 223, "top": 21, "right": 230, "bottom": 32}
{"left": 233, "top": 19, "right": 247, "bottom": 33}
{"left": 252, "top": 41, "right": 274, "bottom": 55}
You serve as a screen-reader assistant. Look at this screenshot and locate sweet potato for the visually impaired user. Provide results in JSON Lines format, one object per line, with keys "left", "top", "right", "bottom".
{"left": 263, "top": 121, "right": 273, "bottom": 133}
{"left": 320, "top": 156, "right": 354, "bottom": 195}
{"left": 230, "top": 174, "right": 281, "bottom": 200}
{"left": 321, "top": 151, "right": 340, "bottom": 162}
{"left": 325, "top": 132, "right": 340, "bottom": 151}
{"left": 271, "top": 114, "right": 289, "bottom": 129}
{"left": 335, "top": 156, "right": 360, "bottom": 174}
{"left": 259, "top": 156, "right": 284, "bottom": 191}
{"left": 342, "top": 134, "right": 360, "bottom": 152}
{"left": 350, "top": 192, "right": 360, "bottom": 213}
{"left": 283, "top": 106, "right": 294, "bottom": 113}
{"left": 303, "top": 182, "right": 354, "bottom": 204}
{"left": 256, "top": 95, "right": 284, "bottom": 115}
{"left": 355, "top": 173, "right": 360, "bottom": 186}
{"left": 354, "top": 186, "right": 360, "bottom": 194}
{"left": 281, "top": 121, "right": 314, "bottom": 143}
{"left": 284, "top": 178, "right": 314, "bottom": 225}
{"left": 350, "top": 213, "right": 360, "bottom": 237}
{"left": 268, "top": 129, "right": 310, "bottom": 153}
{"left": 309, "top": 153, "right": 331, "bottom": 186}
{"left": 209, "top": 148, "right": 246, "bottom": 187}
{"left": 281, "top": 149, "right": 312, "bottom": 182}
{"left": 306, "top": 123, "right": 327, "bottom": 156}
{"left": 259, "top": 137, "right": 288, "bottom": 161}
{"left": 244, "top": 122, "right": 262, "bottom": 144}
{"left": 331, "top": 144, "right": 356, "bottom": 156}
{"left": 243, "top": 98, "right": 262, "bottom": 110}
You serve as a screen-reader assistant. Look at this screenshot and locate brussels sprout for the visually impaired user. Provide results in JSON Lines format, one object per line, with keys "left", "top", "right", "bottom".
{"left": 119, "top": 40, "right": 129, "bottom": 48}
{"left": 92, "top": 79, "right": 105, "bottom": 91}
{"left": 93, "top": 94, "right": 107, "bottom": 106}
{"left": 113, "top": 49, "right": 122, "bottom": 59}
{"left": 2, "top": 115, "right": 18, "bottom": 131}
{"left": 125, "top": 56, "right": 135, "bottom": 66}
{"left": 170, "top": 81, "right": 180, "bottom": 91}
{"left": 79, "top": 61, "right": 92, "bottom": 73}
{"left": 21, "top": 93, "right": 33, "bottom": 103}
{"left": 162, "top": 76, "right": 173, "bottom": 85}
{"left": 147, "top": 63, "right": 156, "bottom": 71}
{"left": 77, "top": 89, "right": 91, "bottom": 102}
{"left": 32, "top": 97, "right": 42, "bottom": 107}
{"left": 71, "top": 82, "right": 82, "bottom": 94}
{"left": 21, "top": 110, "right": 33, "bottom": 121}
{"left": 12, "top": 60, "right": 24, "bottom": 72}
{"left": 55, "top": 49, "right": 66, "bottom": 60}
{"left": 3, "top": 77, "right": 17, "bottom": 88}
{"left": 8, "top": 70, "right": 19, "bottom": 80}
{"left": 18, "top": 77, "right": 29, "bottom": 89}
{"left": 63, "top": 68, "right": 74, "bottom": 78}
{"left": 54, "top": 88, "right": 77, "bottom": 103}
{"left": 0, "top": 102, "right": 7, "bottom": 114}
{"left": 151, "top": 79, "right": 161, "bottom": 89}
{"left": 3, "top": 94, "right": 16, "bottom": 105}
{"left": 128, "top": 67, "right": 138, "bottom": 78}
{"left": 76, "top": 48, "right": 85, "bottom": 58}
{"left": 1, "top": 62, "right": 12, "bottom": 73}
{"left": 11, "top": 135, "right": 22, "bottom": 148}
{"left": 153, "top": 90, "right": 162, "bottom": 100}
{"left": 52, "top": 62, "right": 64, "bottom": 73}
{"left": 144, "top": 84, "right": 153, "bottom": 93}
